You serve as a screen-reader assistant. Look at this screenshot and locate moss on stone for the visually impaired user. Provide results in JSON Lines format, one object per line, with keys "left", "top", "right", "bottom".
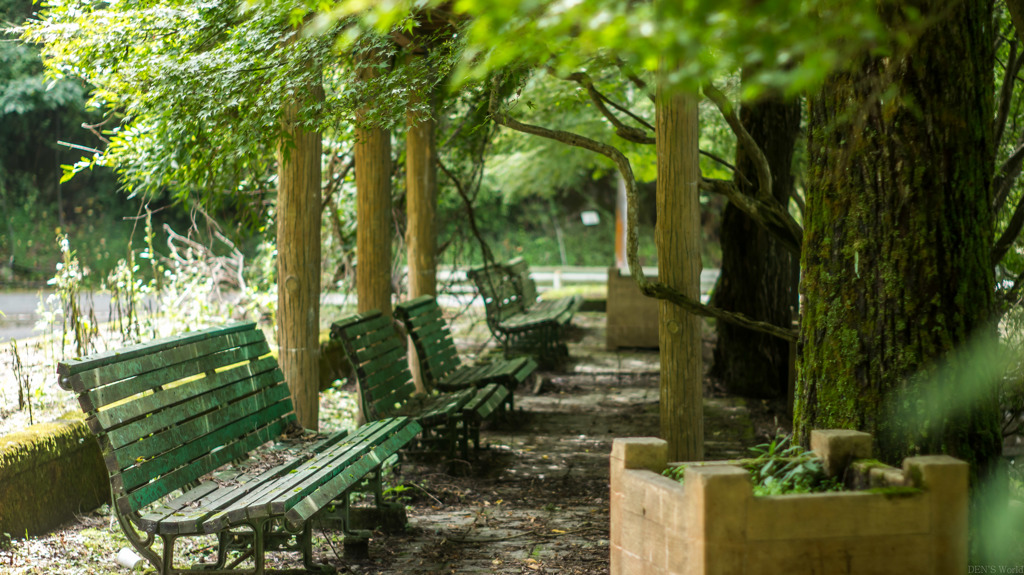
{"left": 0, "top": 412, "right": 109, "bottom": 536}
{"left": 863, "top": 486, "right": 923, "bottom": 498}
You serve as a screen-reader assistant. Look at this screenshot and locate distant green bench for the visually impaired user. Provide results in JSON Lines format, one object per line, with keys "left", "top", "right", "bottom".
{"left": 331, "top": 311, "right": 510, "bottom": 459}
{"left": 395, "top": 295, "right": 537, "bottom": 414}
{"left": 467, "top": 258, "right": 581, "bottom": 367}
{"left": 504, "top": 257, "right": 584, "bottom": 319}
{"left": 57, "top": 322, "right": 421, "bottom": 575}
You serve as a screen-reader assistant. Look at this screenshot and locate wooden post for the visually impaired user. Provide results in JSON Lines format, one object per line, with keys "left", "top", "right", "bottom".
{"left": 656, "top": 83, "right": 703, "bottom": 462}
{"left": 276, "top": 90, "right": 323, "bottom": 430}
{"left": 405, "top": 67, "right": 438, "bottom": 394}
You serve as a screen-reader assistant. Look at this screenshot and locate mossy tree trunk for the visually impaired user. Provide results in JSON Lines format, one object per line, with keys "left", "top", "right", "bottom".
{"left": 277, "top": 89, "right": 323, "bottom": 430}
{"left": 657, "top": 82, "right": 703, "bottom": 462}
{"left": 796, "top": 0, "right": 1000, "bottom": 480}
{"left": 710, "top": 88, "right": 800, "bottom": 399}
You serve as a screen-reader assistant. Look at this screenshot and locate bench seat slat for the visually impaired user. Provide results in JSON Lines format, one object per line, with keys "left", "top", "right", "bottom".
{"left": 142, "top": 430, "right": 352, "bottom": 534}
{"left": 119, "top": 397, "right": 293, "bottom": 492}
{"left": 119, "top": 416, "right": 292, "bottom": 514}
{"left": 111, "top": 381, "right": 291, "bottom": 471}
{"left": 202, "top": 418, "right": 417, "bottom": 531}
{"left": 256, "top": 418, "right": 409, "bottom": 518}
{"left": 284, "top": 419, "right": 422, "bottom": 525}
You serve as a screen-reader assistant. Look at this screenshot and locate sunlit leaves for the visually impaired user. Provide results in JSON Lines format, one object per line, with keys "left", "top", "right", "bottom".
{"left": 304, "top": 0, "right": 887, "bottom": 99}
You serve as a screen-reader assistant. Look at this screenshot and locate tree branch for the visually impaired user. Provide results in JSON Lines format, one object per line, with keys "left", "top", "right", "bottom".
{"left": 995, "top": 40, "right": 1022, "bottom": 148}
{"left": 564, "top": 71, "right": 655, "bottom": 144}
{"left": 563, "top": 70, "right": 746, "bottom": 182}
{"left": 1008, "top": 0, "right": 1024, "bottom": 46}
{"left": 702, "top": 82, "right": 774, "bottom": 203}
{"left": 438, "top": 157, "right": 495, "bottom": 265}
{"left": 321, "top": 150, "right": 354, "bottom": 213}
{"left": 638, "top": 281, "right": 798, "bottom": 342}
{"left": 993, "top": 137, "right": 1024, "bottom": 214}
{"left": 701, "top": 178, "right": 803, "bottom": 256}
{"left": 488, "top": 72, "right": 798, "bottom": 342}
{"left": 993, "top": 191, "right": 1024, "bottom": 266}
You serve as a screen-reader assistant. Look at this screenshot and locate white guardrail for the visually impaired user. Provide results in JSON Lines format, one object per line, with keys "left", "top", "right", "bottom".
{"left": 432, "top": 266, "right": 720, "bottom": 294}
{"left": 321, "top": 267, "right": 719, "bottom": 308}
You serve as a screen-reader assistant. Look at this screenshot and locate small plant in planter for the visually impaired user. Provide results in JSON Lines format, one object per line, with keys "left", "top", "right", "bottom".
{"left": 610, "top": 430, "right": 968, "bottom": 575}
{"left": 663, "top": 434, "right": 844, "bottom": 496}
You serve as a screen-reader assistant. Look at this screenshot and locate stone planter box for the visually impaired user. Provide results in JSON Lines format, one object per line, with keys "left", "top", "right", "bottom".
{"left": 609, "top": 430, "right": 967, "bottom": 575}
{"left": 606, "top": 267, "right": 659, "bottom": 350}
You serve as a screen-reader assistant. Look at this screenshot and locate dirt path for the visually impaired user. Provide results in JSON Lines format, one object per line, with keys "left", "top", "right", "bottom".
{"left": 333, "top": 314, "right": 758, "bottom": 574}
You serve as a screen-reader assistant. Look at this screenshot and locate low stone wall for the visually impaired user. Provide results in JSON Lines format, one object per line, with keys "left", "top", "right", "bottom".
{"left": 0, "top": 412, "right": 108, "bottom": 536}
{"left": 609, "top": 431, "right": 968, "bottom": 575}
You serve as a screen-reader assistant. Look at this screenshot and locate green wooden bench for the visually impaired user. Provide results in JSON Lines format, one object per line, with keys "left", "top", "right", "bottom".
{"left": 504, "top": 257, "right": 584, "bottom": 319}
{"left": 56, "top": 322, "right": 421, "bottom": 575}
{"left": 395, "top": 295, "right": 537, "bottom": 414}
{"left": 467, "top": 259, "right": 579, "bottom": 367}
{"left": 330, "top": 311, "right": 510, "bottom": 459}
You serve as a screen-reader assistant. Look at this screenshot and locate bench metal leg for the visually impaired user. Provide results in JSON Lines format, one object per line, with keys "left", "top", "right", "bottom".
{"left": 299, "top": 521, "right": 334, "bottom": 572}
{"left": 113, "top": 502, "right": 165, "bottom": 574}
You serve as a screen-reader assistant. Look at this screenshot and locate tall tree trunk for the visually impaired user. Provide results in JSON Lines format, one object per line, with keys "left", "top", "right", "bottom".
{"left": 710, "top": 90, "right": 801, "bottom": 398}
{"left": 796, "top": 0, "right": 1000, "bottom": 481}
{"left": 405, "top": 69, "right": 438, "bottom": 393}
{"left": 355, "top": 50, "right": 393, "bottom": 318}
{"left": 277, "top": 91, "right": 323, "bottom": 430}
{"left": 657, "top": 83, "right": 704, "bottom": 462}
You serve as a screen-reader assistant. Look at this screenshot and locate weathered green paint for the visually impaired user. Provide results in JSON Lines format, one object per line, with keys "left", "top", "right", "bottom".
{"left": 57, "top": 322, "right": 256, "bottom": 380}
{"left": 396, "top": 295, "right": 537, "bottom": 396}
{"left": 332, "top": 310, "right": 510, "bottom": 459}
{"left": 55, "top": 323, "right": 421, "bottom": 573}
{"left": 467, "top": 260, "right": 577, "bottom": 367}
{"left": 797, "top": 0, "right": 1001, "bottom": 482}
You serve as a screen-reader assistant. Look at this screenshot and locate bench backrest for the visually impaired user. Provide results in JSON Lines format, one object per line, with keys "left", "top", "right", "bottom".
{"left": 394, "top": 296, "right": 464, "bottom": 388}
{"left": 330, "top": 311, "right": 417, "bottom": 421}
{"left": 467, "top": 263, "right": 526, "bottom": 327}
{"left": 505, "top": 257, "right": 540, "bottom": 304}
{"left": 56, "top": 322, "right": 296, "bottom": 517}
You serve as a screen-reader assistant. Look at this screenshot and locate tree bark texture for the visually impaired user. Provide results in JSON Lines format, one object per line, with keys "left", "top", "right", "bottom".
{"left": 710, "top": 91, "right": 801, "bottom": 398}
{"left": 796, "top": 0, "right": 1000, "bottom": 479}
{"left": 406, "top": 87, "right": 438, "bottom": 300}
{"left": 276, "top": 98, "right": 323, "bottom": 430}
{"left": 657, "top": 85, "right": 704, "bottom": 462}
{"left": 355, "top": 51, "right": 394, "bottom": 317}
{"left": 405, "top": 72, "right": 438, "bottom": 394}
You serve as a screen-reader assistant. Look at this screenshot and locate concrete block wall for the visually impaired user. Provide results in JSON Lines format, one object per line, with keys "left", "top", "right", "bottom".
{"left": 609, "top": 431, "right": 968, "bottom": 575}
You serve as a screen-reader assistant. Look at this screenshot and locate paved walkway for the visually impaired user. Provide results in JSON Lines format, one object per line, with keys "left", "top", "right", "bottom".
{"left": 336, "top": 312, "right": 756, "bottom": 574}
